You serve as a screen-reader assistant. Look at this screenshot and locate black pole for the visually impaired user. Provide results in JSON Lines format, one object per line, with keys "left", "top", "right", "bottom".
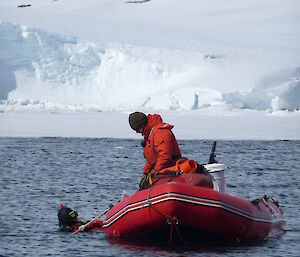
{"left": 208, "top": 141, "right": 217, "bottom": 164}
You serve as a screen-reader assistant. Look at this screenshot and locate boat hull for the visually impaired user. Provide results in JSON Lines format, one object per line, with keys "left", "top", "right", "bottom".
{"left": 103, "top": 181, "right": 285, "bottom": 242}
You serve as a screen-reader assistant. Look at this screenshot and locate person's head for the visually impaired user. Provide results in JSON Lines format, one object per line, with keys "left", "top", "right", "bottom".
{"left": 128, "top": 112, "right": 148, "bottom": 133}
{"left": 58, "top": 205, "right": 79, "bottom": 226}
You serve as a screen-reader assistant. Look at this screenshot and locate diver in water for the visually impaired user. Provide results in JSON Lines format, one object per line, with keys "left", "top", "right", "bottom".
{"left": 58, "top": 203, "right": 102, "bottom": 232}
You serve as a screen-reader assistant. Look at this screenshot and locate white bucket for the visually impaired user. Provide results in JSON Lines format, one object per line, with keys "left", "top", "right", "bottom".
{"left": 204, "top": 163, "right": 226, "bottom": 193}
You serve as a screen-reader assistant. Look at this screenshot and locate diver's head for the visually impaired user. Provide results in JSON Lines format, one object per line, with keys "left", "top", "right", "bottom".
{"left": 58, "top": 204, "right": 79, "bottom": 226}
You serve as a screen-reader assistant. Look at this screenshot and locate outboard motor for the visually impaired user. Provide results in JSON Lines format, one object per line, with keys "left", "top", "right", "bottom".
{"left": 204, "top": 141, "right": 226, "bottom": 192}
{"left": 205, "top": 163, "right": 226, "bottom": 192}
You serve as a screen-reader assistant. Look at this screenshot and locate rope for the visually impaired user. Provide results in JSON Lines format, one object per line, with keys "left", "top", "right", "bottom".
{"left": 148, "top": 173, "right": 152, "bottom": 186}
{"left": 146, "top": 184, "right": 186, "bottom": 245}
{"left": 168, "top": 221, "right": 174, "bottom": 246}
{"left": 173, "top": 221, "right": 186, "bottom": 245}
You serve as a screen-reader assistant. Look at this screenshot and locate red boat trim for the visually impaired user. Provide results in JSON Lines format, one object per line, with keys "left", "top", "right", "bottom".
{"left": 103, "top": 192, "right": 285, "bottom": 228}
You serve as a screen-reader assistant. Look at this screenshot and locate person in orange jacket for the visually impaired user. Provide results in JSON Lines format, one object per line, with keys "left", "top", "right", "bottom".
{"left": 129, "top": 112, "right": 182, "bottom": 177}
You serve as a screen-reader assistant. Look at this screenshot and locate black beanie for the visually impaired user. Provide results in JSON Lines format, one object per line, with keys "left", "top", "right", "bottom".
{"left": 129, "top": 112, "right": 148, "bottom": 131}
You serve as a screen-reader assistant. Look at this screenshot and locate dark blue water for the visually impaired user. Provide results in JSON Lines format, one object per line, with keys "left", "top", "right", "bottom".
{"left": 1, "top": 138, "right": 299, "bottom": 257}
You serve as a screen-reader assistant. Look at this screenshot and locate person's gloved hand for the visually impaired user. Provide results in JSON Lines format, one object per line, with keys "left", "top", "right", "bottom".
{"left": 139, "top": 174, "right": 149, "bottom": 190}
{"left": 78, "top": 225, "right": 86, "bottom": 232}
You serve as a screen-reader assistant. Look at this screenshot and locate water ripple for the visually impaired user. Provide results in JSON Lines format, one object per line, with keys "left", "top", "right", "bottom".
{"left": 0, "top": 138, "right": 299, "bottom": 256}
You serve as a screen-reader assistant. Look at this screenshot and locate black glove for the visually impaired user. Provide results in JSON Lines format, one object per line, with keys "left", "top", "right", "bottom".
{"left": 139, "top": 174, "right": 149, "bottom": 190}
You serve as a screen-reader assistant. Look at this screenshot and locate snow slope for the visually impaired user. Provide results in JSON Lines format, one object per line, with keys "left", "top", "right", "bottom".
{"left": 0, "top": 0, "right": 300, "bottom": 138}
{"left": 0, "top": 21, "right": 299, "bottom": 112}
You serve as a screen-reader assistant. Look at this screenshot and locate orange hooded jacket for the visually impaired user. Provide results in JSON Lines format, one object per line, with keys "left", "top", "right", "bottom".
{"left": 142, "top": 114, "right": 181, "bottom": 175}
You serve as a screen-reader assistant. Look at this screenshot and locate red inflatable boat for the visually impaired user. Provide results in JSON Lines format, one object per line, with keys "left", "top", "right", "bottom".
{"left": 103, "top": 167, "right": 285, "bottom": 243}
